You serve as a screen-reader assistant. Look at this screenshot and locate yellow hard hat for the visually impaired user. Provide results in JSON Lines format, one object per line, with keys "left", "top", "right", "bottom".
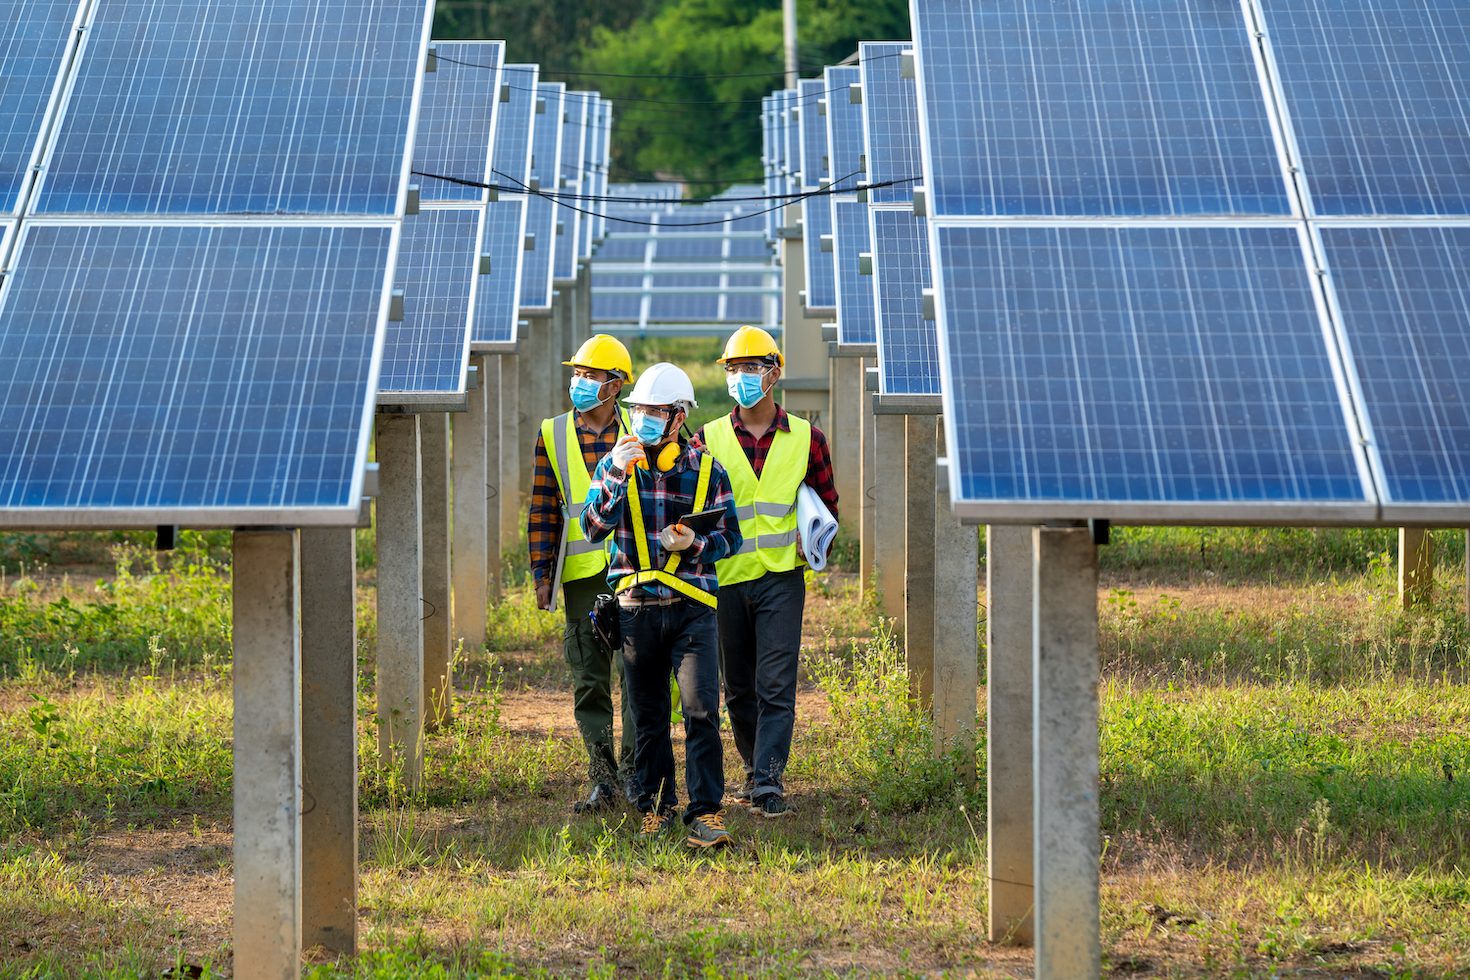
{"left": 717, "top": 325, "right": 784, "bottom": 367}
{"left": 563, "top": 334, "right": 634, "bottom": 381}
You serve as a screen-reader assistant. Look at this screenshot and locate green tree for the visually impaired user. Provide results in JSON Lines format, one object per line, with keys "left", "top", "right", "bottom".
{"left": 432, "top": 0, "right": 659, "bottom": 69}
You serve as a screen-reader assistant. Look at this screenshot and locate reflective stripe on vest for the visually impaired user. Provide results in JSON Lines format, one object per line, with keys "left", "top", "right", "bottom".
{"left": 614, "top": 450, "right": 718, "bottom": 608}
{"left": 542, "top": 408, "right": 629, "bottom": 581}
{"left": 701, "top": 414, "right": 810, "bottom": 586}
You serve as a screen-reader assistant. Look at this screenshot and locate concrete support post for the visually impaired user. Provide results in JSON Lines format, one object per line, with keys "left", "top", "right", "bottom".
{"left": 987, "top": 524, "right": 1035, "bottom": 945}
{"left": 487, "top": 356, "right": 503, "bottom": 603}
{"left": 421, "top": 414, "right": 452, "bottom": 728}
{"left": 1032, "top": 526, "right": 1100, "bottom": 980}
{"left": 232, "top": 529, "right": 302, "bottom": 980}
{"left": 860, "top": 358, "right": 877, "bottom": 596}
{"left": 932, "top": 477, "right": 977, "bottom": 775}
{"left": 452, "top": 356, "right": 488, "bottom": 653}
{"left": 576, "top": 260, "right": 593, "bottom": 345}
{"left": 500, "top": 352, "right": 521, "bottom": 560}
{"left": 829, "top": 356, "right": 862, "bottom": 541}
{"left": 905, "top": 415, "right": 937, "bottom": 704}
{"left": 375, "top": 414, "right": 424, "bottom": 790}
{"left": 518, "top": 329, "right": 540, "bottom": 504}
{"left": 299, "top": 527, "right": 357, "bottom": 956}
{"left": 1400, "top": 527, "right": 1433, "bottom": 609}
{"left": 873, "top": 412, "right": 907, "bottom": 629}
{"left": 1465, "top": 530, "right": 1469, "bottom": 622}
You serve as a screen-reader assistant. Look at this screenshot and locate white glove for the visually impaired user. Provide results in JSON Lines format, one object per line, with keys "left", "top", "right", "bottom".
{"left": 610, "top": 434, "right": 646, "bottom": 472}
{"left": 659, "top": 523, "right": 695, "bottom": 552}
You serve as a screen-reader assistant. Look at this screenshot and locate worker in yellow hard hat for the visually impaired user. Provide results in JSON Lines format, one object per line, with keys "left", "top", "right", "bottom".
{"left": 691, "top": 325, "right": 840, "bottom": 819}
{"left": 529, "top": 333, "right": 638, "bottom": 814}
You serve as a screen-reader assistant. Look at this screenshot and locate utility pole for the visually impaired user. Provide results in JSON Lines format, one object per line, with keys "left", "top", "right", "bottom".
{"left": 784, "top": 0, "right": 798, "bottom": 89}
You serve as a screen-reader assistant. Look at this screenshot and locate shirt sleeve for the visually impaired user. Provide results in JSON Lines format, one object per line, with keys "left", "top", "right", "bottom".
{"left": 684, "top": 462, "right": 743, "bottom": 563}
{"left": 580, "top": 454, "right": 628, "bottom": 544}
{"left": 528, "top": 429, "right": 563, "bottom": 588}
{"left": 804, "top": 424, "right": 840, "bottom": 522}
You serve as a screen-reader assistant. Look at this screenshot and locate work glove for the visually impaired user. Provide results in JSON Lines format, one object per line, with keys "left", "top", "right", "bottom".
{"left": 610, "top": 434, "right": 646, "bottom": 473}
{"left": 659, "top": 523, "right": 695, "bottom": 552}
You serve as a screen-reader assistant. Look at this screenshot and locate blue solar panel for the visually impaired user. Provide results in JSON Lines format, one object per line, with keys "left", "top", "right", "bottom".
{"left": 833, "top": 198, "right": 874, "bottom": 345}
{"left": 935, "top": 223, "right": 1373, "bottom": 518}
{"left": 35, "top": 0, "right": 431, "bottom": 215}
{"left": 0, "top": 221, "right": 391, "bottom": 521}
{"left": 1319, "top": 225, "right": 1470, "bottom": 513}
{"left": 473, "top": 197, "right": 526, "bottom": 347}
{"left": 782, "top": 88, "right": 800, "bottom": 194}
{"left": 1262, "top": 0, "right": 1470, "bottom": 216}
{"left": 579, "top": 95, "right": 601, "bottom": 259}
{"left": 519, "top": 82, "right": 564, "bottom": 309}
{"left": 860, "top": 41, "right": 921, "bottom": 205}
{"left": 413, "top": 40, "right": 503, "bottom": 203}
{"left": 911, "top": 0, "right": 1290, "bottom": 218}
{"left": 596, "top": 104, "right": 612, "bottom": 243}
{"left": 379, "top": 207, "right": 478, "bottom": 394}
{"left": 824, "top": 67, "right": 864, "bottom": 192}
{"left": 872, "top": 208, "right": 936, "bottom": 394}
{"left": 494, "top": 64, "right": 538, "bottom": 190}
{"left": 802, "top": 193, "right": 836, "bottom": 310}
{"left": 797, "top": 79, "right": 828, "bottom": 185}
{"left": 554, "top": 91, "right": 588, "bottom": 281}
{"left": 0, "top": 0, "right": 82, "bottom": 216}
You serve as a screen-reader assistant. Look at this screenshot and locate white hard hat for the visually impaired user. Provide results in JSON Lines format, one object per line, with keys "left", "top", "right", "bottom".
{"left": 623, "top": 361, "right": 698, "bottom": 413}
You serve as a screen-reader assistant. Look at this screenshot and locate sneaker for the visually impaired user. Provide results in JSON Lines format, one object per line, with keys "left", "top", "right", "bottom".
{"left": 639, "top": 809, "right": 676, "bottom": 839}
{"left": 728, "top": 777, "right": 755, "bottom": 805}
{"left": 685, "top": 810, "right": 734, "bottom": 849}
{"left": 751, "top": 794, "right": 793, "bottom": 819}
{"left": 622, "top": 775, "right": 642, "bottom": 807}
{"left": 572, "top": 783, "right": 618, "bottom": 814}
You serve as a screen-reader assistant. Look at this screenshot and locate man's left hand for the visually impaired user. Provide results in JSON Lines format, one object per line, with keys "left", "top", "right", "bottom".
{"left": 660, "top": 523, "right": 695, "bottom": 552}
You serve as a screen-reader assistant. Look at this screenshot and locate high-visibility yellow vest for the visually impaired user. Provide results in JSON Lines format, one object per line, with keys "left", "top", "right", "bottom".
{"left": 701, "top": 413, "right": 809, "bottom": 587}
{"left": 541, "top": 408, "right": 630, "bottom": 583}
{"left": 614, "top": 450, "right": 719, "bottom": 608}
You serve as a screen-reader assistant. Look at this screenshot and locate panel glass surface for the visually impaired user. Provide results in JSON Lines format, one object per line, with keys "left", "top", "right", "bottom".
{"left": 912, "top": 0, "right": 1289, "bottom": 217}
{"left": 413, "top": 40, "right": 502, "bottom": 203}
{"left": 860, "top": 42, "right": 922, "bottom": 204}
{"left": 824, "top": 67, "right": 864, "bottom": 191}
{"left": 519, "top": 83, "right": 563, "bottom": 308}
{"left": 0, "top": 0, "right": 80, "bottom": 215}
{"left": 37, "top": 0, "right": 429, "bottom": 215}
{"left": 493, "top": 64, "right": 538, "bottom": 190}
{"left": 872, "top": 208, "right": 937, "bottom": 394}
{"left": 579, "top": 95, "right": 601, "bottom": 259}
{"left": 0, "top": 221, "right": 390, "bottom": 510}
{"left": 802, "top": 194, "right": 836, "bottom": 309}
{"left": 797, "top": 79, "right": 827, "bottom": 181}
{"left": 1262, "top": 0, "right": 1470, "bottom": 216}
{"left": 554, "top": 91, "right": 587, "bottom": 280}
{"left": 380, "top": 207, "right": 477, "bottom": 393}
{"left": 1322, "top": 225, "right": 1470, "bottom": 505}
{"left": 833, "top": 199, "right": 874, "bottom": 344}
{"left": 937, "top": 224, "right": 1366, "bottom": 506}
{"left": 473, "top": 197, "right": 525, "bottom": 344}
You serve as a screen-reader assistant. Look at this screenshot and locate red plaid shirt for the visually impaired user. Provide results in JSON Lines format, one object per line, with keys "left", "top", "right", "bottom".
{"left": 691, "top": 404, "right": 839, "bottom": 520}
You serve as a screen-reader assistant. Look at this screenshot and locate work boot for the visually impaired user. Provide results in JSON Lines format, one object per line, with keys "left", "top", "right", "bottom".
{"left": 572, "top": 783, "right": 618, "bottom": 814}
{"left": 751, "top": 794, "right": 793, "bottom": 819}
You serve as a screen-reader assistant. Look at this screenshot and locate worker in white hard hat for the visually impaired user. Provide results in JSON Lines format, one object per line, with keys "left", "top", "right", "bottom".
{"left": 529, "top": 334, "right": 638, "bottom": 814}
{"left": 691, "top": 326, "right": 840, "bottom": 819}
{"left": 581, "top": 361, "right": 744, "bottom": 849}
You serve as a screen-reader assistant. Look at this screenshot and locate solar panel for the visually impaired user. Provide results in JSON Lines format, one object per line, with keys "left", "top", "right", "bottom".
{"left": 798, "top": 79, "right": 836, "bottom": 311}
{"left": 494, "top": 64, "right": 538, "bottom": 191}
{"left": 596, "top": 104, "right": 613, "bottom": 243}
{"left": 1261, "top": 0, "right": 1470, "bottom": 216}
{"left": 782, "top": 88, "right": 800, "bottom": 193}
{"left": 0, "top": 0, "right": 83, "bottom": 216}
{"left": 579, "top": 95, "right": 601, "bottom": 259}
{"left": 823, "top": 67, "right": 864, "bottom": 191}
{"left": 860, "top": 41, "right": 921, "bottom": 205}
{"left": 797, "top": 79, "right": 828, "bottom": 184}
{"left": 833, "top": 198, "right": 875, "bottom": 345}
{"left": 35, "top": 0, "right": 433, "bottom": 215}
{"left": 412, "top": 40, "right": 503, "bottom": 204}
{"left": 910, "top": 0, "right": 1291, "bottom": 218}
{"left": 472, "top": 196, "right": 527, "bottom": 349}
{"left": 519, "top": 82, "right": 564, "bottom": 309}
{"left": 872, "top": 207, "right": 937, "bottom": 395}
{"left": 0, "top": 220, "right": 394, "bottom": 524}
{"left": 379, "top": 206, "right": 479, "bottom": 396}
{"left": 933, "top": 222, "right": 1374, "bottom": 521}
{"left": 554, "top": 91, "right": 588, "bottom": 281}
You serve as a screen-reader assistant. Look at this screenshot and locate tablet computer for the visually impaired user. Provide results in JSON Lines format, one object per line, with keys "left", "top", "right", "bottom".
{"left": 676, "top": 507, "right": 725, "bottom": 535}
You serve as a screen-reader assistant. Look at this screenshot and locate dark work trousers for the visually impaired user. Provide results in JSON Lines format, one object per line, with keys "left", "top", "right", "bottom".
{"left": 620, "top": 599, "right": 724, "bottom": 823}
{"left": 717, "top": 568, "right": 805, "bottom": 800}
{"left": 562, "top": 574, "right": 636, "bottom": 788}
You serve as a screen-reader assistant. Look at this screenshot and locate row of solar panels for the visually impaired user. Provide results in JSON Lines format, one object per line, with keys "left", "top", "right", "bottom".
{"left": 0, "top": 0, "right": 613, "bottom": 525}
{"left": 763, "top": 0, "right": 1470, "bottom": 526}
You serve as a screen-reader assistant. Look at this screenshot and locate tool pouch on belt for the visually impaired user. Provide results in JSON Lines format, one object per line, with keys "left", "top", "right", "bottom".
{"left": 590, "top": 593, "right": 622, "bottom": 651}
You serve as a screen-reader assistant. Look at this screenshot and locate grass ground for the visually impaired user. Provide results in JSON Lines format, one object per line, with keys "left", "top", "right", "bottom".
{"left": 0, "top": 528, "right": 1469, "bottom": 978}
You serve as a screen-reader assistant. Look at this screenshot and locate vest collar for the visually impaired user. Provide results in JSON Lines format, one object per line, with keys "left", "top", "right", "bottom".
{"left": 730, "top": 403, "right": 791, "bottom": 436}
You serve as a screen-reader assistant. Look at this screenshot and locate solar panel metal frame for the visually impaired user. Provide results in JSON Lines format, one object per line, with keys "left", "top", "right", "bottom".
{"left": 33, "top": 0, "right": 435, "bottom": 217}
{"left": 412, "top": 39, "right": 504, "bottom": 205}
{"left": 495, "top": 63, "right": 539, "bottom": 194}
{"left": 376, "top": 202, "right": 482, "bottom": 404}
{"left": 471, "top": 195, "right": 528, "bottom": 353}
{"left": 859, "top": 40, "right": 921, "bottom": 206}
{"left": 2, "top": 0, "right": 87, "bottom": 218}
{"left": 519, "top": 81, "right": 564, "bottom": 313}
{"left": 0, "top": 214, "right": 398, "bottom": 527}
{"left": 870, "top": 204, "right": 938, "bottom": 400}
{"left": 554, "top": 90, "right": 589, "bottom": 281}
{"left": 577, "top": 92, "right": 601, "bottom": 260}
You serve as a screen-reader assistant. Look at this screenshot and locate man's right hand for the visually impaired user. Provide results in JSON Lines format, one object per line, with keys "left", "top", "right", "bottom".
{"left": 535, "top": 581, "right": 552, "bottom": 610}
{"left": 610, "top": 434, "right": 646, "bottom": 472}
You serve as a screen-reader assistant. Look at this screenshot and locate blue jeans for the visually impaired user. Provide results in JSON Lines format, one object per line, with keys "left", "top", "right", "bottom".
{"left": 717, "top": 568, "right": 805, "bottom": 800}
{"left": 620, "top": 600, "right": 724, "bottom": 822}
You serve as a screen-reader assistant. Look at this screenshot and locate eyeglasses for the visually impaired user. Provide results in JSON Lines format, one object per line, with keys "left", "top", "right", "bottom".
{"left": 724, "top": 361, "right": 771, "bottom": 376}
{"left": 632, "top": 405, "right": 678, "bottom": 419}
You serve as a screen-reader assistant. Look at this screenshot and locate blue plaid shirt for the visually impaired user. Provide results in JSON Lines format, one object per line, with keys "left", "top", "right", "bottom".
{"left": 580, "top": 441, "right": 742, "bottom": 597}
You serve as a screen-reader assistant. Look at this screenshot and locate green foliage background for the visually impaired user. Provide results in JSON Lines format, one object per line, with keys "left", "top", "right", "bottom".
{"left": 433, "top": 0, "right": 912, "bottom": 190}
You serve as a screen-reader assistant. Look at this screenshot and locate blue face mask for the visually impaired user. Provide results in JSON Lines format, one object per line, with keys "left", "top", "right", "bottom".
{"left": 569, "top": 376, "right": 608, "bottom": 412}
{"left": 727, "top": 369, "right": 768, "bottom": 409}
{"left": 631, "top": 410, "right": 670, "bottom": 447}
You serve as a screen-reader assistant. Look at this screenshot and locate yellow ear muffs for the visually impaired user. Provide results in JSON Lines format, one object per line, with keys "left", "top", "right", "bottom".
{"left": 656, "top": 442, "right": 681, "bottom": 471}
